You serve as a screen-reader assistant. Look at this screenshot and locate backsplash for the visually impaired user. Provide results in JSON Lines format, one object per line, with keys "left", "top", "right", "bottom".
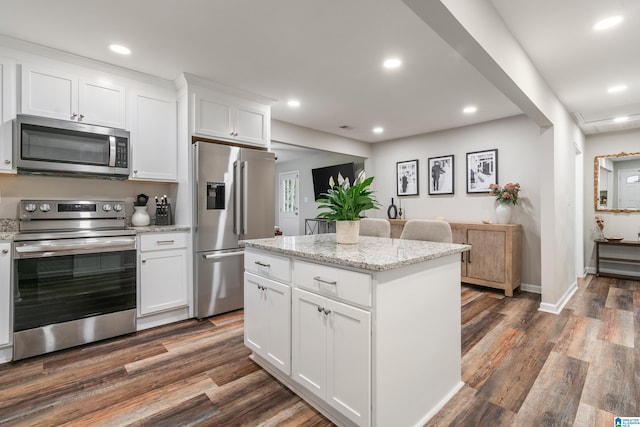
{"left": 0, "top": 174, "right": 175, "bottom": 221}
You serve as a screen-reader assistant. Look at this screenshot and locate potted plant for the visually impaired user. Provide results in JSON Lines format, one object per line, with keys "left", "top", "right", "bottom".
{"left": 316, "top": 171, "right": 380, "bottom": 244}
{"left": 489, "top": 182, "right": 521, "bottom": 224}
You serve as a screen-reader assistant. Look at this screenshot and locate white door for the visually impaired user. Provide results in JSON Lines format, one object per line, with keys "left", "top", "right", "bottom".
{"left": 618, "top": 169, "right": 640, "bottom": 209}
{"left": 279, "top": 171, "right": 300, "bottom": 236}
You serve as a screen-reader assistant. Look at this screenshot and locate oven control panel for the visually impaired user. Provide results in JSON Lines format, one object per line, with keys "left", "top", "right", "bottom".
{"left": 19, "top": 200, "right": 127, "bottom": 220}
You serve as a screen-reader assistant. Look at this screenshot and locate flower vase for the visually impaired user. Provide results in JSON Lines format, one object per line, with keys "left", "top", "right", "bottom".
{"left": 336, "top": 220, "right": 360, "bottom": 244}
{"left": 495, "top": 204, "right": 512, "bottom": 224}
{"left": 131, "top": 205, "right": 151, "bottom": 226}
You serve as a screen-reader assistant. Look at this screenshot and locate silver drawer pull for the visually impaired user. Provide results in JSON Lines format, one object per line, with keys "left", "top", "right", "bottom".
{"left": 317, "top": 306, "right": 323, "bottom": 312}
{"left": 314, "top": 276, "right": 337, "bottom": 286}
{"left": 255, "top": 261, "right": 270, "bottom": 267}
{"left": 156, "top": 240, "right": 175, "bottom": 245}
{"left": 323, "top": 308, "right": 331, "bottom": 315}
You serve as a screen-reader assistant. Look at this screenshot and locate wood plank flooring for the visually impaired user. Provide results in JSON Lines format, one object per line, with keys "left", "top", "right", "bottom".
{"left": 0, "top": 275, "right": 637, "bottom": 426}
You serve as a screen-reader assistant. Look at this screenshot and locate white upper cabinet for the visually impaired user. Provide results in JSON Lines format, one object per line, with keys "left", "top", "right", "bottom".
{"left": 193, "top": 88, "right": 270, "bottom": 147}
{"left": 20, "top": 64, "right": 126, "bottom": 129}
{"left": 0, "top": 56, "right": 16, "bottom": 172}
{"left": 129, "top": 89, "right": 177, "bottom": 182}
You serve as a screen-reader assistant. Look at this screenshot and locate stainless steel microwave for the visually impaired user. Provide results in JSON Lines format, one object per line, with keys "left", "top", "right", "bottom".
{"left": 14, "top": 114, "right": 130, "bottom": 179}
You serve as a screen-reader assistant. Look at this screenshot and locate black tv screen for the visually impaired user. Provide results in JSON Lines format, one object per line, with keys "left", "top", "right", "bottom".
{"left": 312, "top": 162, "right": 356, "bottom": 201}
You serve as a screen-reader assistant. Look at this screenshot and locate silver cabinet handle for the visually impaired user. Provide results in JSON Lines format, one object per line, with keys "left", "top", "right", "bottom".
{"left": 133, "top": 170, "right": 138, "bottom": 174}
{"left": 78, "top": 114, "right": 84, "bottom": 121}
{"left": 4, "top": 160, "right": 10, "bottom": 164}
{"left": 1, "top": 249, "right": 8, "bottom": 254}
{"left": 323, "top": 308, "right": 331, "bottom": 315}
{"left": 71, "top": 113, "right": 78, "bottom": 119}
{"left": 313, "top": 276, "right": 337, "bottom": 285}
{"left": 156, "top": 240, "right": 175, "bottom": 245}
{"left": 142, "top": 259, "right": 146, "bottom": 263}
{"left": 255, "top": 261, "right": 270, "bottom": 267}
{"left": 317, "top": 306, "right": 323, "bottom": 312}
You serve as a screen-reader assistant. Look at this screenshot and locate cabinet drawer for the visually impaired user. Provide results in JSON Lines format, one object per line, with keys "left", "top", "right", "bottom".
{"left": 140, "top": 232, "right": 187, "bottom": 252}
{"left": 293, "top": 260, "right": 371, "bottom": 307}
{"left": 245, "top": 249, "right": 291, "bottom": 283}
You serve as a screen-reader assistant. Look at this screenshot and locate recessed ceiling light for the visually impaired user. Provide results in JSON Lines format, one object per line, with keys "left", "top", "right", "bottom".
{"left": 463, "top": 106, "right": 477, "bottom": 114}
{"left": 613, "top": 116, "right": 629, "bottom": 123}
{"left": 373, "top": 127, "right": 384, "bottom": 134}
{"left": 287, "top": 99, "right": 301, "bottom": 107}
{"left": 108, "top": 44, "right": 131, "bottom": 55}
{"left": 593, "top": 15, "right": 623, "bottom": 31}
{"left": 607, "top": 84, "right": 628, "bottom": 93}
{"left": 383, "top": 58, "right": 402, "bottom": 69}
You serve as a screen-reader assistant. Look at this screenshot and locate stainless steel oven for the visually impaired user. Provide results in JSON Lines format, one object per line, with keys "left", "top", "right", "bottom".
{"left": 13, "top": 200, "right": 137, "bottom": 360}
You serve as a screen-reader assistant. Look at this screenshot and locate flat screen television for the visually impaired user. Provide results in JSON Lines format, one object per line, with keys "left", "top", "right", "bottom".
{"left": 312, "top": 162, "right": 356, "bottom": 201}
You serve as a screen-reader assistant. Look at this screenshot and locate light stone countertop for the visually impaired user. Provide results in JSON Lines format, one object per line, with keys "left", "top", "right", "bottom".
{"left": 0, "top": 219, "right": 19, "bottom": 241}
{"left": 242, "top": 233, "right": 471, "bottom": 272}
{"left": 127, "top": 225, "right": 190, "bottom": 233}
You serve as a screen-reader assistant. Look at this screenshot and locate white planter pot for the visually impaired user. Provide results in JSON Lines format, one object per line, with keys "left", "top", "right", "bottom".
{"left": 336, "top": 220, "right": 360, "bottom": 244}
{"left": 132, "top": 205, "right": 151, "bottom": 226}
{"left": 495, "top": 204, "right": 512, "bottom": 224}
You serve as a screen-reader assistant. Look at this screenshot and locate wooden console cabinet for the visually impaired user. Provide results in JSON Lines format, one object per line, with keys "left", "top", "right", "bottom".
{"left": 450, "top": 223, "right": 522, "bottom": 296}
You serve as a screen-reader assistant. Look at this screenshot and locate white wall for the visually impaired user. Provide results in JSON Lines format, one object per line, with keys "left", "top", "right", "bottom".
{"left": 403, "top": 0, "right": 585, "bottom": 309}
{"left": 371, "top": 115, "right": 541, "bottom": 287}
{"left": 0, "top": 174, "right": 173, "bottom": 222}
{"left": 583, "top": 129, "right": 640, "bottom": 270}
{"left": 275, "top": 151, "right": 366, "bottom": 235}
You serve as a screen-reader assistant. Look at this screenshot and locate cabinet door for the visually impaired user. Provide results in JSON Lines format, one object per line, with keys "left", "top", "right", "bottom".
{"left": 193, "top": 92, "right": 233, "bottom": 139}
{"left": 236, "top": 103, "right": 269, "bottom": 146}
{"left": 21, "top": 65, "right": 77, "bottom": 121}
{"left": 130, "top": 91, "right": 177, "bottom": 181}
{"left": 0, "top": 57, "right": 16, "bottom": 172}
{"left": 139, "top": 248, "right": 188, "bottom": 315}
{"left": 292, "top": 288, "right": 327, "bottom": 400}
{"left": 244, "top": 272, "right": 268, "bottom": 354}
{"left": 451, "top": 226, "right": 467, "bottom": 277}
{"left": 466, "top": 229, "right": 506, "bottom": 283}
{"left": 0, "top": 242, "right": 11, "bottom": 347}
{"left": 264, "top": 278, "right": 291, "bottom": 374}
{"left": 78, "top": 78, "right": 126, "bottom": 128}
{"left": 326, "top": 298, "right": 371, "bottom": 426}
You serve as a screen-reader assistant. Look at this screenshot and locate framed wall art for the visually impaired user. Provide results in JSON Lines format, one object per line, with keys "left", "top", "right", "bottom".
{"left": 466, "top": 149, "right": 498, "bottom": 193}
{"left": 428, "top": 155, "right": 454, "bottom": 195}
{"left": 397, "top": 159, "right": 419, "bottom": 196}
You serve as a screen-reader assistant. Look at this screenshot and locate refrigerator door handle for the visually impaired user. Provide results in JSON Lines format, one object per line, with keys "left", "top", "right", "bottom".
{"left": 242, "top": 160, "right": 248, "bottom": 235}
{"left": 203, "top": 251, "right": 244, "bottom": 260}
{"left": 233, "top": 160, "right": 241, "bottom": 235}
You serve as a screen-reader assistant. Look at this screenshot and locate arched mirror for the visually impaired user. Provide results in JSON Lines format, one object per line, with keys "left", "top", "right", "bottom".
{"left": 594, "top": 151, "right": 640, "bottom": 212}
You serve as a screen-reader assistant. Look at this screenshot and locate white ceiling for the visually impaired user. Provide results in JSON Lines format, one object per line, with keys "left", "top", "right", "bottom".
{"left": 0, "top": 0, "right": 637, "bottom": 142}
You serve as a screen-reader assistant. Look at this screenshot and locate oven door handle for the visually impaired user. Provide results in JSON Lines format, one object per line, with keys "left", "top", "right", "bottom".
{"left": 15, "top": 237, "right": 136, "bottom": 258}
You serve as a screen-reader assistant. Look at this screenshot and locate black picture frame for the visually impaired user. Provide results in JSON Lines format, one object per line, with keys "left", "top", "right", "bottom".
{"left": 428, "top": 155, "right": 454, "bottom": 195}
{"left": 466, "top": 149, "right": 498, "bottom": 193}
{"left": 397, "top": 159, "right": 419, "bottom": 196}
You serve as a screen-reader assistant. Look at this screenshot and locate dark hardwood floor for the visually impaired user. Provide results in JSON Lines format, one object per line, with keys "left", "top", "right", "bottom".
{"left": 0, "top": 275, "right": 637, "bottom": 426}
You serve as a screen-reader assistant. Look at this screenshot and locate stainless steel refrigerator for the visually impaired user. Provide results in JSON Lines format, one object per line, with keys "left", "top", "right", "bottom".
{"left": 194, "top": 141, "right": 275, "bottom": 318}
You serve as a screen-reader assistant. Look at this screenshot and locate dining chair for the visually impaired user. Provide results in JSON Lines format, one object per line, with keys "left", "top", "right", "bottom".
{"left": 399, "top": 219, "right": 452, "bottom": 243}
{"left": 359, "top": 218, "right": 391, "bottom": 238}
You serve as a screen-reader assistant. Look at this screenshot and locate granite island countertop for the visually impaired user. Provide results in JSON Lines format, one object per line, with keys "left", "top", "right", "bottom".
{"left": 242, "top": 233, "right": 470, "bottom": 272}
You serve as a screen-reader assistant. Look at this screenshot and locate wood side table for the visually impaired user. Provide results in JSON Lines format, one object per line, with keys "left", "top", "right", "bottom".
{"left": 594, "top": 239, "right": 640, "bottom": 280}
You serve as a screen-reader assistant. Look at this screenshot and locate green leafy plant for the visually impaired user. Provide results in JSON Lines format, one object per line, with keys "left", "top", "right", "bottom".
{"left": 316, "top": 171, "right": 380, "bottom": 221}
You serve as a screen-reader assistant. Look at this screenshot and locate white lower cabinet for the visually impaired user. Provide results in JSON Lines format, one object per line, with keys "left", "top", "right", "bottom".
{"left": 138, "top": 233, "right": 188, "bottom": 321}
{"left": 292, "top": 287, "right": 371, "bottom": 427}
{"left": 244, "top": 272, "right": 291, "bottom": 375}
{"left": 0, "top": 242, "right": 11, "bottom": 349}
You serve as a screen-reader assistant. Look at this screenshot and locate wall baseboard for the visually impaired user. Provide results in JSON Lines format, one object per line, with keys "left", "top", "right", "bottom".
{"left": 539, "top": 280, "right": 577, "bottom": 314}
{"left": 520, "top": 282, "right": 541, "bottom": 294}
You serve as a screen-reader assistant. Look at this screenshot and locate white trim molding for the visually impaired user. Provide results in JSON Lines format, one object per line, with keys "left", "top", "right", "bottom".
{"left": 520, "top": 282, "right": 541, "bottom": 294}
{"left": 539, "top": 281, "right": 578, "bottom": 314}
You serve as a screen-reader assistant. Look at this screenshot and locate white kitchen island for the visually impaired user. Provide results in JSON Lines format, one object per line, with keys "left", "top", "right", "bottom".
{"left": 242, "top": 234, "right": 470, "bottom": 427}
